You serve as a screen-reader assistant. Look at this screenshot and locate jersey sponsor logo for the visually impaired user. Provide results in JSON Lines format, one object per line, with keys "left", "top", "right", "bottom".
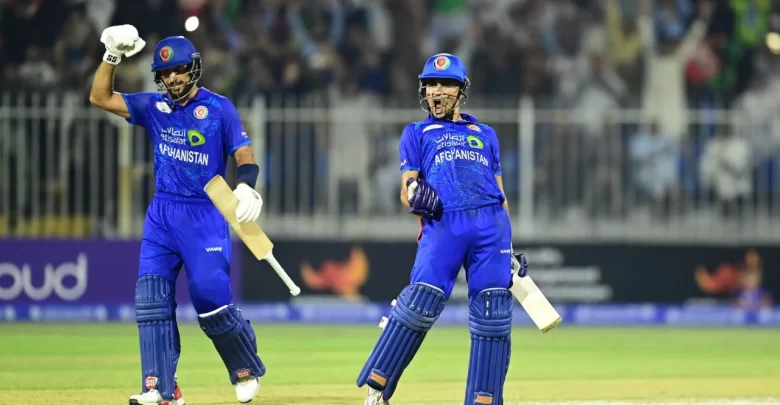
{"left": 467, "top": 124, "right": 481, "bottom": 132}
{"left": 434, "top": 133, "right": 485, "bottom": 150}
{"left": 158, "top": 144, "right": 209, "bottom": 166}
{"left": 434, "top": 149, "right": 489, "bottom": 167}
{"left": 194, "top": 105, "right": 208, "bottom": 119}
{"left": 160, "top": 127, "right": 186, "bottom": 145}
{"left": 187, "top": 129, "right": 206, "bottom": 146}
{"left": 433, "top": 56, "right": 450, "bottom": 70}
{"left": 467, "top": 135, "right": 484, "bottom": 149}
{"left": 156, "top": 102, "right": 171, "bottom": 113}
{"left": 434, "top": 133, "right": 468, "bottom": 150}
{"left": 205, "top": 247, "right": 222, "bottom": 252}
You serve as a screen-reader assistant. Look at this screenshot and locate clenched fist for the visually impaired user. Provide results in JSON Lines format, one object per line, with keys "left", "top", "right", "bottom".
{"left": 100, "top": 24, "right": 146, "bottom": 65}
{"left": 233, "top": 183, "right": 263, "bottom": 224}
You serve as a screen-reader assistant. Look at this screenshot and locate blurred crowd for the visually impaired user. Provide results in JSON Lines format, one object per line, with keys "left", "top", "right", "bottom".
{"left": 2, "top": 0, "right": 780, "bottom": 230}
{"left": 3, "top": 0, "right": 780, "bottom": 105}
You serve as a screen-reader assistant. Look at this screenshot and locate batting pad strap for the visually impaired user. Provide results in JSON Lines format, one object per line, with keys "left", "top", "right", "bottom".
{"left": 356, "top": 283, "right": 447, "bottom": 401}
{"left": 198, "top": 305, "right": 266, "bottom": 385}
{"left": 135, "top": 275, "right": 177, "bottom": 400}
{"left": 466, "top": 289, "right": 513, "bottom": 405}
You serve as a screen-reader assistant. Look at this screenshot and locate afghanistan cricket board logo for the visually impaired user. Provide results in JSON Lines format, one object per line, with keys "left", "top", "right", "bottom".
{"left": 433, "top": 56, "right": 450, "bottom": 70}
{"left": 159, "top": 46, "right": 174, "bottom": 63}
{"left": 194, "top": 106, "right": 208, "bottom": 119}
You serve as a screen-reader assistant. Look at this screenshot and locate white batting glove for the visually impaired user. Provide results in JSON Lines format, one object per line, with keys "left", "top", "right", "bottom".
{"left": 233, "top": 183, "right": 263, "bottom": 224}
{"left": 100, "top": 24, "right": 146, "bottom": 65}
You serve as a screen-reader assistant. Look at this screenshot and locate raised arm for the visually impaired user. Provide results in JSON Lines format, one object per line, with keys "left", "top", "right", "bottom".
{"left": 88, "top": 25, "right": 146, "bottom": 119}
{"left": 89, "top": 62, "right": 131, "bottom": 119}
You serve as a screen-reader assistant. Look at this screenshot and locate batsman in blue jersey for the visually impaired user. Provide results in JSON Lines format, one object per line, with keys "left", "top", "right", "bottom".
{"left": 89, "top": 25, "right": 265, "bottom": 405}
{"left": 357, "top": 53, "right": 527, "bottom": 405}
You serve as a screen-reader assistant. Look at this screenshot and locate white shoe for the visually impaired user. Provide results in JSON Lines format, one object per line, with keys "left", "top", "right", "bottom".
{"left": 173, "top": 384, "right": 185, "bottom": 405}
{"left": 173, "top": 373, "right": 185, "bottom": 405}
{"left": 235, "top": 375, "right": 260, "bottom": 403}
{"left": 364, "top": 387, "right": 390, "bottom": 405}
{"left": 129, "top": 389, "right": 170, "bottom": 405}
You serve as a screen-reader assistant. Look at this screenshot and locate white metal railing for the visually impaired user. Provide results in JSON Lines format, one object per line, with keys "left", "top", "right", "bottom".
{"left": 1, "top": 90, "right": 779, "bottom": 243}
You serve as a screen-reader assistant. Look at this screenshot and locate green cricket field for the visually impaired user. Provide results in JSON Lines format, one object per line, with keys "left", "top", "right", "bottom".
{"left": 1, "top": 324, "right": 779, "bottom": 405}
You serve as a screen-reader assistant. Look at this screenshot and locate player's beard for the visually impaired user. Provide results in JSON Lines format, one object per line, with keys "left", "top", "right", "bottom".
{"left": 166, "top": 81, "right": 195, "bottom": 102}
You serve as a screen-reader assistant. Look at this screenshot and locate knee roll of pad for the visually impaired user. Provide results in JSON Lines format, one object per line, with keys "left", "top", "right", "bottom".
{"left": 198, "top": 305, "right": 266, "bottom": 384}
{"left": 135, "top": 274, "right": 178, "bottom": 400}
{"left": 357, "top": 283, "right": 447, "bottom": 400}
{"left": 465, "top": 288, "right": 513, "bottom": 405}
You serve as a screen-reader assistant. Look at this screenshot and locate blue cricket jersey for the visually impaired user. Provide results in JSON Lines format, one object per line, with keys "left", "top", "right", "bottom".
{"left": 121, "top": 88, "right": 251, "bottom": 199}
{"left": 399, "top": 113, "right": 505, "bottom": 212}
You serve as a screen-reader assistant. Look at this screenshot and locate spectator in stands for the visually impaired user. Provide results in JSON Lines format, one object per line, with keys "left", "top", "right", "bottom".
{"left": 639, "top": 0, "right": 712, "bottom": 142}
{"left": 605, "top": 0, "right": 644, "bottom": 106}
{"left": 629, "top": 118, "right": 680, "bottom": 218}
{"left": 699, "top": 123, "right": 752, "bottom": 219}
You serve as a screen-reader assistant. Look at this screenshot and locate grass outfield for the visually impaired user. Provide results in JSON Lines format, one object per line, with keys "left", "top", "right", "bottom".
{"left": 1, "top": 324, "right": 779, "bottom": 405}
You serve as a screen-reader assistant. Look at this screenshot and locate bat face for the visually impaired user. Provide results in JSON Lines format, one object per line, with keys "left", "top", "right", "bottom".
{"left": 510, "top": 274, "right": 562, "bottom": 333}
{"left": 204, "top": 175, "right": 300, "bottom": 296}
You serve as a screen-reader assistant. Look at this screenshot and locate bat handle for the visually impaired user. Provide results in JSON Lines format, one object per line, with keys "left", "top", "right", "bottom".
{"left": 263, "top": 251, "right": 301, "bottom": 296}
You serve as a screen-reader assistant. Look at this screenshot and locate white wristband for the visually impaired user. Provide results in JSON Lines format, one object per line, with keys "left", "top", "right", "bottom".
{"left": 103, "top": 50, "right": 121, "bottom": 65}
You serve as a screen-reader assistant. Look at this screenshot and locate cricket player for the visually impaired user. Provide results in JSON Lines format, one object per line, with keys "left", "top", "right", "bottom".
{"left": 89, "top": 25, "right": 265, "bottom": 405}
{"left": 356, "top": 53, "right": 527, "bottom": 405}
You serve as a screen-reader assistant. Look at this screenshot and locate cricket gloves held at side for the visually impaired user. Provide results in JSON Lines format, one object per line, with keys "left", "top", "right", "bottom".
{"left": 407, "top": 177, "right": 443, "bottom": 220}
{"left": 511, "top": 251, "right": 528, "bottom": 278}
{"left": 233, "top": 183, "right": 263, "bottom": 224}
{"left": 100, "top": 24, "right": 146, "bottom": 65}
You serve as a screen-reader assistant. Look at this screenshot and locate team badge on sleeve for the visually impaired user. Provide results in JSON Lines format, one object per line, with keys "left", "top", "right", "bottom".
{"left": 467, "top": 124, "right": 481, "bottom": 132}
{"left": 194, "top": 106, "right": 208, "bottom": 119}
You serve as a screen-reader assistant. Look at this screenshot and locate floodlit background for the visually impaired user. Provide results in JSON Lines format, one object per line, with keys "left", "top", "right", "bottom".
{"left": 0, "top": 0, "right": 779, "bottom": 404}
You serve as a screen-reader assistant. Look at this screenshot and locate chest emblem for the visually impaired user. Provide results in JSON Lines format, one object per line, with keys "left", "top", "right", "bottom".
{"left": 194, "top": 106, "right": 208, "bottom": 119}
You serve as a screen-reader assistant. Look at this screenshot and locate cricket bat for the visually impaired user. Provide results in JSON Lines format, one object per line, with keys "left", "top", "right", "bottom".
{"left": 204, "top": 175, "right": 301, "bottom": 296}
{"left": 510, "top": 273, "right": 561, "bottom": 333}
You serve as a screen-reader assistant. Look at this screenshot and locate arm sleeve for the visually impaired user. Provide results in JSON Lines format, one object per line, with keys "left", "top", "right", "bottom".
{"left": 220, "top": 99, "right": 252, "bottom": 155}
{"left": 488, "top": 127, "right": 502, "bottom": 176}
{"left": 120, "top": 92, "right": 157, "bottom": 126}
{"left": 399, "top": 124, "right": 421, "bottom": 172}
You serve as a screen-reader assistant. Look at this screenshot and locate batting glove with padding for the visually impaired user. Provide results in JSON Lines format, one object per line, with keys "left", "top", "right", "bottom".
{"left": 100, "top": 24, "right": 146, "bottom": 65}
{"left": 511, "top": 251, "right": 528, "bottom": 278}
{"left": 406, "top": 177, "right": 443, "bottom": 220}
{"left": 233, "top": 183, "right": 263, "bottom": 224}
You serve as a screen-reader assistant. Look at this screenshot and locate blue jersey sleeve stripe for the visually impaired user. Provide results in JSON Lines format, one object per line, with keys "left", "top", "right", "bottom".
{"left": 120, "top": 93, "right": 137, "bottom": 125}
{"left": 228, "top": 140, "right": 251, "bottom": 155}
{"left": 494, "top": 169, "right": 502, "bottom": 176}
{"left": 402, "top": 165, "right": 421, "bottom": 172}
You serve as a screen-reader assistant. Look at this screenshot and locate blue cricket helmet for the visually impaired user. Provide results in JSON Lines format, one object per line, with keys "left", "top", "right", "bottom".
{"left": 151, "top": 36, "right": 202, "bottom": 104}
{"left": 152, "top": 36, "right": 199, "bottom": 71}
{"left": 418, "top": 53, "right": 471, "bottom": 113}
{"left": 418, "top": 53, "right": 468, "bottom": 84}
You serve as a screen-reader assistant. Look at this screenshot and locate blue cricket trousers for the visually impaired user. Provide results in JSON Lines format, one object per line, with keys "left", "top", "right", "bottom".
{"left": 411, "top": 203, "right": 512, "bottom": 299}
{"left": 138, "top": 192, "right": 233, "bottom": 313}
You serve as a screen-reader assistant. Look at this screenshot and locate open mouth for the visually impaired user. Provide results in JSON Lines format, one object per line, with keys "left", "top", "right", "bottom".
{"left": 432, "top": 98, "right": 443, "bottom": 114}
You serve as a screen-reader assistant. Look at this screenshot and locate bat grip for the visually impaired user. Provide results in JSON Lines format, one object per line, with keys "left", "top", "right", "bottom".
{"left": 263, "top": 251, "right": 301, "bottom": 296}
